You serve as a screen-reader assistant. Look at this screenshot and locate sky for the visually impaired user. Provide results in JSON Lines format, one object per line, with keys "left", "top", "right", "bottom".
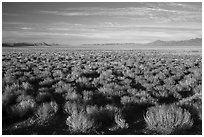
{"left": 2, "top": 2, "right": 202, "bottom": 45}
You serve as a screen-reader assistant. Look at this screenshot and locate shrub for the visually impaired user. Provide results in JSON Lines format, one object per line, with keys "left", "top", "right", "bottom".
{"left": 178, "top": 96, "right": 202, "bottom": 121}
{"left": 86, "top": 105, "right": 99, "bottom": 115}
{"left": 82, "top": 90, "right": 94, "bottom": 103}
{"left": 86, "top": 105, "right": 115, "bottom": 129}
{"left": 10, "top": 97, "right": 36, "bottom": 118}
{"left": 2, "top": 90, "right": 17, "bottom": 108}
{"left": 105, "top": 104, "right": 119, "bottom": 112}
{"left": 53, "top": 70, "right": 64, "bottom": 79}
{"left": 64, "top": 101, "right": 84, "bottom": 115}
{"left": 66, "top": 109, "right": 95, "bottom": 133}
{"left": 3, "top": 75, "right": 16, "bottom": 85}
{"left": 39, "top": 77, "right": 54, "bottom": 87}
{"left": 121, "top": 96, "right": 139, "bottom": 105}
{"left": 16, "top": 94, "right": 34, "bottom": 103}
{"left": 38, "top": 87, "right": 49, "bottom": 92}
{"left": 54, "top": 81, "right": 67, "bottom": 94}
{"left": 64, "top": 90, "right": 81, "bottom": 101}
{"left": 36, "top": 101, "right": 58, "bottom": 122}
{"left": 36, "top": 92, "right": 52, "bottom": 103}
{"left": 22, "top": 82, "right": 34, "bottom": 94}
{"left": 2, "top": 84, "right": 21, "bottom": 107}
{"left": 114, "top": 112, "right": 129, "bottom": 129}
{"left": 144, "top": 105, "right": 193, "bottom": 134}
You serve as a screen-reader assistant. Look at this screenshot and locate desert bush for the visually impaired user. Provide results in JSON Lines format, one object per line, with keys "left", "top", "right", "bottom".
{"left": 53, "top": 69, "right": 64, "bottom": 79}
{"left": 64, "top": 101, "right": 84, "bottom": 115}
{"left": 81, "top": 70, "right": 100, "bottom": 78}
{"left": 105, "top": 104, "right": 119, "bottom": 112}
{"left": 38, "top": 87, "right": 49, "bottom": 92}
{"left": 10, "top": 97, "right": 36, "bottom": 118}
{"left": 36, "top": 101, "right": 58, "bottom": 121}
{"left": 86, "top": 105, "right": 99, "bottom": 115}
{"left": 191, "top": 99, "right": 202, "bottom": 121}
{"left": 82, "top": 90, "right": 94, "bottom": 103}
{"left": 2, "top": 84, "right": 22, "bottom": 107}
{"left": 144, "top": 104, "right": 193, "bottom": 134}
{"left": 55, "top": 82, "right": 73, "bottom": 94}
{"left": 22, "top": 82, "right": 33, "bottom": 92}
{"left": 121, "top": 96, "right": 139, "bottom": 105}
{"left": 3, "top": 75, "right": 16, "bottom": 85}
{"left": 182, "top": 102, "right": 202, "bottom": 122}
{"left": 66, "top": 109, "right": 96, "bottom": 133}
{"left": 86, "top": 105, "right": 115, "bottom": 129}
{"left": 177, "top": 95, "right": 202, "bottom": 121}
{"left": 64, "top": 90, "right": 82, "bottom": 101}
{"left": 36, "top": 92, "right": 52, "bottom": 103}
{"left": 127, "top": 88, "right": 138, "bottom": 96}
{"left": 114, "top": 111, "right": 129, "bottom": 129}
{"left": 193, "top": 84, "right": 201, "bottom": 94}
{"left": 16, "top": 94, "right": 34, "bottom": 103}
{"left": 2, "top": 90, "right": 17, "bottom": 108}
{"left": 3, "top": 83, "right": 21, "bottom": 94}
{"left": 39, "top": 77, "right": 54, "bottom": 87}
{"left": 98, "top": 86, "right": 114, "bottom": 96}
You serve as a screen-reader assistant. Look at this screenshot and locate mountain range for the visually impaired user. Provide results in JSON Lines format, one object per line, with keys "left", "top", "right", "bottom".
{"left": 147, "top": 38, "right": 201, "bottom": 46}
{"left": 2, "top": 42, "right": 59, "bottom": 47}
{"left": 2, "top": 38, "right": 202, "bottom": 48}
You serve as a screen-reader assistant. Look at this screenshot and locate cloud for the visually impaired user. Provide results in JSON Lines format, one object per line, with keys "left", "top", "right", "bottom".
{"left": 40, "top": 5, "right": 201, "bottom": 23}
{"left": 3, "top": 25, "right": 201, "bottom": 44}
{"left": 2, "top": 22, "right": 26, "bottom": 25}
{"left": 48, "top": 28, "right": 71, "bottom": 31}
{"left": 20, "top": 27, "right": 32, "bottom": 30}
{"left": 3, "top": 13, "right": 21, "bottom": 16}
{"left": 40, "top": 7, "right": 166, "bottom": 16}
{"left": 167, "top": 3, "right": 201, "bottom": 11}
{"left": 42, "top": 21, "right": 200, "bottom": 35}
{"left": 3, "top": 30, "right": 93, "bottom": 37}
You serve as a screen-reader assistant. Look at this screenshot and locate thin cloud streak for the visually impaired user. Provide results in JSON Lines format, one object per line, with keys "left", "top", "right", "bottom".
{"left": 20, "top": 27, "right": 33, "bottom": 30}
{"left": 3, "top": 13, "right": 22, "bottom": 16}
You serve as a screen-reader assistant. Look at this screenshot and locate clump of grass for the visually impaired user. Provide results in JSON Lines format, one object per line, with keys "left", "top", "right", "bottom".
{"left": 144, "top": 104, "right": 193, "bottom": 134}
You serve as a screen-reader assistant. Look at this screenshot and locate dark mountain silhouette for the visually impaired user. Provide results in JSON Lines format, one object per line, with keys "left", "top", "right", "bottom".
{"left": 2, "top": 42, "right": 59, "bottom": 47}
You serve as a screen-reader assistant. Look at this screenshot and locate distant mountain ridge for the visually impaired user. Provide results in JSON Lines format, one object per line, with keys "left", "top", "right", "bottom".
{"left": 79, "top": 38, "right": 201, "bottom": 50}
{"left": 147, "top": 38, "right": 202, "bottom": 46}
{"left": 2, "top": 42, "right": 59, "bottom": 47}
{"left": 82, "top": 38, "right": 202, "bottom": 46}
{"left": 2, "top": 38, "right": 202, "bottom": 48}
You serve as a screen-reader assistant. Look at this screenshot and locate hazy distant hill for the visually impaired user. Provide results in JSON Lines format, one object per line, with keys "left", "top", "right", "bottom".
{"left": 79, "top": 38, "right": 202, "bottom": 50}
{"left": 146, "top": 38, "right": 202, "bottom": 46}
{"left": 2, "top": 42, "right": 59, "bottom": 47}
{"left": 82, "top": 38, "right": 202, "bottom": 47}
{"left": 2, "top": 38, "right": 201, "bottom": 50}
